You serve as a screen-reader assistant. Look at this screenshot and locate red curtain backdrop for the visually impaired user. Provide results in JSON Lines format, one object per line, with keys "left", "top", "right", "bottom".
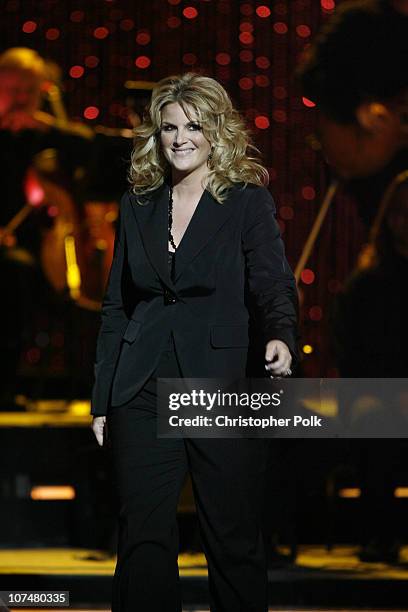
{"left": 0, "top": 0, "right": 366, "bottom": 376}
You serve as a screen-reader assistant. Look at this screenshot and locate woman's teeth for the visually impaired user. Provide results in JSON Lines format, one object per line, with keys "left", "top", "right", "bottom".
{"left": 173, "top": 149, "right": 195, "bottom": 155}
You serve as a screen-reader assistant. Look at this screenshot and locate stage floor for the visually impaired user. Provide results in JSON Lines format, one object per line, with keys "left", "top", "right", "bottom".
{"left": 1, "top": 545, "right": 408, "bottom": 577}
{"left": 1, "top": 545, "right": 408, "bottom": 609}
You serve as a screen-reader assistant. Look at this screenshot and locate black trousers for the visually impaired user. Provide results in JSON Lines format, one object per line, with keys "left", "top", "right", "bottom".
{"left": 107, "top": 333, "right": 269, "bottom": 612}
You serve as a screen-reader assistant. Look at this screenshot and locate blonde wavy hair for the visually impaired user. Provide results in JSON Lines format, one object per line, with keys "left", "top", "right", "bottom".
{"left": 129, "top": 73, "right": 269, "bottom": 203}
{"left": 0, "top": 47, "right": 46, "bottom": 78}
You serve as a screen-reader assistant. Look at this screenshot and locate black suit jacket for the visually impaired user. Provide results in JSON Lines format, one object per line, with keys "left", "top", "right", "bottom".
{"left": 91, "top": 182, "right": 299, "bottom": 416}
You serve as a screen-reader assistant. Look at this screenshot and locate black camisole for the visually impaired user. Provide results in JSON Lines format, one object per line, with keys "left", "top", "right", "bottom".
{"left": 168, "top": 249, "right": 176, "bottom": 283}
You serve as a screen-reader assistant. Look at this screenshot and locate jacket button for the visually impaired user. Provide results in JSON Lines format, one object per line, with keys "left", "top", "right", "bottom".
{"left": 164, "top": 289, "right": 177, "bottom": 305}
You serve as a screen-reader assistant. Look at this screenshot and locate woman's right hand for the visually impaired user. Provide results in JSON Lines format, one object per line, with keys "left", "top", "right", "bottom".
{"left": 92, "top": 416, "right": 106, "bottom": 446}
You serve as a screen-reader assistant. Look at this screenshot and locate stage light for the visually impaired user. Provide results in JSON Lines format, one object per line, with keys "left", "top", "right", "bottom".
{"left": 296, "top": 25, "right": 311, "bottom": 38}
{"left": 85, "top": 55, "right": 99, "bottom": 68}
{"left": 70, "top": 10, "right": 84, "bottom": 22}
{"left": 109, "top": 8, "right": 123, "bottom": 20}
{"left": 22, "top": 21, "right": 37, "bottom": 34}
{"left": 395, "top": 487, "right": 408, "bottom": 498}
{"left": 273, "top": 109, "right": 287, "bottom": 123}
{"left": 240, "top": 21, "right": 254, "bottom": 32}
{"left": 301, "top": 269, "right": 315, "bottom": 284}
{"left": 47, "top": 205, "right": 59, "bottom": 217}
{"left": 255, "top": 115, "right": 270, "bottom": 129}
{"left": 303, "top": 344, "right": 313, "bottom": 354}
{"left": 120, "top": 19, "right": 134, "bottom": 31}
{"left": 135, "top": 55, "right": 151, "bottom": 69}
{"left": 256, "top": 6, "right": 271, "bottom": 18}
{"left": 217, "top": 1, "right": 231, "bottom": 14}
{"left": 338, "top": 488, "right": 360, "bottom": 498}
{"left": 239, "top": 31, "right": 254, "bottom": 44}
{"left": 183, "top": 53, "right": 197, "bottom": 65}
{"left": 69, "top": 65, "right": 84, "bottom": 79}
{"left": 255, "top": 75, "right": 270, "bottom": 87}
{"left": 309, "top": 306, "right": 323, "bottom": 321}
{"left": 274, "top": 22, "right": 288, "bottom": 34}
{"left": 24, "top": 169, "right": 45, "bottom": 205}
{"left": 218, "top": 67, "right": 231, "bottom": 80}
{"left": 167, "top": 16, "right": 181, "bottom": 28}
{"left": 280, "top": 206, "right": 294, "bottom": 221}
{"left": 84, "top": 106, "right": 100, "bottom": 120}
{"left": 238, "top": 77, "right": 254, "bottom": 90}
{"left": 255, "top": 56, "right": 270, "bottom": 69}
{"left": 183, "top": 7, "right": 198, "bottom": 19}
{"left": 302, "top": 186, "right": 316, "bottom": 200}
{"left": 302, "top": 96, "right": 316, "bottom": 108}
{"left": 274, "top": 2, "right": 287, "bottom": 16}
{"left": 31, "top": 486, "right": 76, "bottom": 500}
{"left": 216, "top": 53, "right": 231, "bottom": 66}
{"left": 273, "top": 86, "right": 287, "bottom": 99}
{"left": 46, "top": 28, "right": 60, "bottom": 40}
{"left": 240, "top": 3, "right": 253, "bottom": 16}
{"left": 239, "top": 50, "right": 253, "bottom": 62}
{"left": 94, "top": 26, "right": 109, "bottom": 39}
{"left": 321, "top": 0, "right": 336, "bottom": 10}
{"left": 136, "top": 31, "right": 151, "bottom": 45}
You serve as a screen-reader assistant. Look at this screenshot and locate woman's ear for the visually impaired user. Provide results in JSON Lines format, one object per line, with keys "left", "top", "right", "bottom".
{"left": 355, "top": 102, "right": 394, "bottom": 133}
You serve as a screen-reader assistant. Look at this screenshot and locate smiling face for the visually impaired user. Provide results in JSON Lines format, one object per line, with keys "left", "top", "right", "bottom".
{"left": 159, "top": 102, "right": 212, "bottom": 183}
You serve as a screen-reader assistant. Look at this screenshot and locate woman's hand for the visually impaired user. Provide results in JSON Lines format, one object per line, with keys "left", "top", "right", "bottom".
{"left": 265, "top": 339, "right": 292, "bottom": 377}
{"left": 92, "top": 416, "right": 106, "bottom": 446}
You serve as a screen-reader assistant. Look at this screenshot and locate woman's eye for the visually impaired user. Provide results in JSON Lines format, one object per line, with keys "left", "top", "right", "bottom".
{"left": 161, "top": 125, "right": 174, "bottom": 131}
{"left": 188, "top": 123, "right": 202, "bottom": 131}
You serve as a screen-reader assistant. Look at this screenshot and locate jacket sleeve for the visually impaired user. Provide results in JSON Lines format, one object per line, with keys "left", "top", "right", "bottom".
{"left": 242, "top": 186, "right": 300, "bottom": 366}
{"left": 90, "top": 192, "right": 130, "bottom": 416}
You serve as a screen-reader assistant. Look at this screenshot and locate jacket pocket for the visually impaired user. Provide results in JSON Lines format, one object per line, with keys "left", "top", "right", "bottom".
{"left": 210, "top": 324, "right": 249, "bottom": 348}
{"left": 122, "top": 319, "right": 142, "bottom": 343}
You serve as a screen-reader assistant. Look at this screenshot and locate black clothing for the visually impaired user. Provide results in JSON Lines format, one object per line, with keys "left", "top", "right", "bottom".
{"left": 332, "top": 250, "right": 408, "bottom": 377}
{"left": 107, "top": 333, "right": 269, "bottom": 611}
{"left": 92, "top": 183, "right": 299, "bottom": 416}
{"left": 346, "top": 149, "right": 408, "bottom": 228}
{"left": 332, "top": 247, "right": 408, "bottom": 557}
{"left": 95, "top": 182, "right": 298, "bottom": 610}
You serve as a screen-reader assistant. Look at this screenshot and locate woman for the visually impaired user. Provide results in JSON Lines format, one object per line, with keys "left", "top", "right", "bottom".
{"left": 91, "top": 73, "right": 298, "bottom": 612}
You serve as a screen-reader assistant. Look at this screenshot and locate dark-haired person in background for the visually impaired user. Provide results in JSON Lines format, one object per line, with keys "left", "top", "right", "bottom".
{"left": 297, "top": 0, "right": 408, "bottom": 224}
{"left": 297, "top": 0, "right": 408, "bottom": 562}
{"left": 331, "top": 177, "right": 408, "bottom": 562}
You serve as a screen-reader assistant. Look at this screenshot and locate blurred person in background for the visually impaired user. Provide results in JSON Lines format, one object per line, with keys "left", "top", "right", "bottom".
{"left": 297, "top": 0, "right": 408, "bottom": 562}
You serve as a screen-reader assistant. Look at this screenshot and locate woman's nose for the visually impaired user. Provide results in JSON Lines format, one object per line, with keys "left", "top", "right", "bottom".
{"left": 173, "top": 128, "right": 188, "bottom": 145}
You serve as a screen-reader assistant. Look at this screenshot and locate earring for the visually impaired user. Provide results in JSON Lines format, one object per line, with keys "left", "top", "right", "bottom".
{"left": 207, "top": 146, "right": 215, "bottom": 166}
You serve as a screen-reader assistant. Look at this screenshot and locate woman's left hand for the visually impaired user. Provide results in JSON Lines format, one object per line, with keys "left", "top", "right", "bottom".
{"left": 265, "top": 339, "right": 292, "bottom": 377}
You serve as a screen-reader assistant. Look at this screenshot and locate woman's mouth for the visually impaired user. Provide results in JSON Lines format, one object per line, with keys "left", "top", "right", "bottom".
{"left": 172, "top": 148, "right": 195, "bottom": 156}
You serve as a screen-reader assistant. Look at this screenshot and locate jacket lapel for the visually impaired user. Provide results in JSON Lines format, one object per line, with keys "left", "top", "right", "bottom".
{"left": 129, "top": 183, "right": 174, "bottom": 289}
{"left": 129, "top": 182, "right": 237, "bottom": 288}
{"left": 173, "top": 188, "right": 235, "bottom": 283}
